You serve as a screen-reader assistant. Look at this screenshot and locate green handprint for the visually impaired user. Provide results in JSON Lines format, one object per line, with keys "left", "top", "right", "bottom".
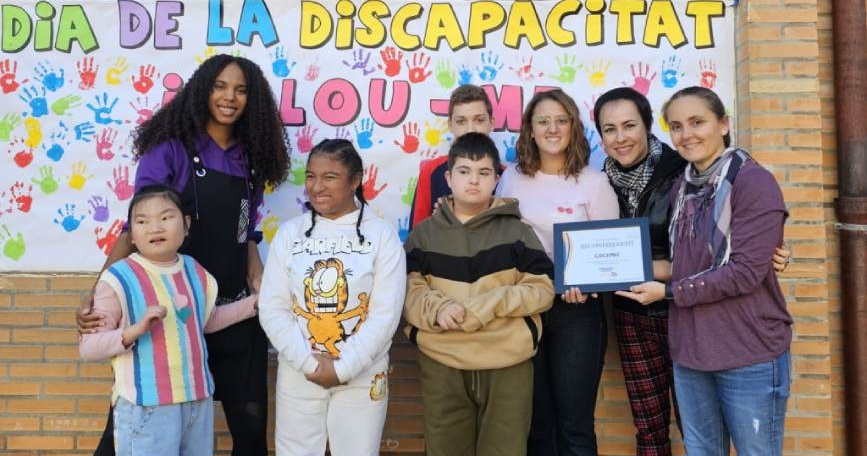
{"left": 401, "top": 176, "right": 418, "bottom": 206}
{"left": 51, "top": 95, "right": 82, "bottom": 116}
{"left": 290, "top": 159, "right": 306, "bottom": 186}
{"left": 0, "top": 113, "right": 22, "bottom": 141}
{"left": 1, "top": 225, "right": 25, "bottom": 261}
{"left": 550, "top": 54, "right": 580, "bottom": 84}
{"left": 435, "top": 60, "right": 456, "bottom": 89}
{"left": 32, "top": 165, "right": 58, "bottom": 194}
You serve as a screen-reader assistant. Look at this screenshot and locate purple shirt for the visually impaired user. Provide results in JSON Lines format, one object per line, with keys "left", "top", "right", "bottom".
{"left": 134, "top": 136, "right": 264, "bottom": 242}
{"left": 669, "top": 160, "right": 792, "bottom": 371}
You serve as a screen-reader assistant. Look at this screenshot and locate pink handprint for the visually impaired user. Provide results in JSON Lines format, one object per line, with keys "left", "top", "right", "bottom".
{"left": 0, "top": 59, "right": 26, "bottom": 94}
{"left": 583, "top": 95, "right": 600, "bottom": 123}
{"left": 132, "top": 65, "right": 159, "bottom": 94}
{"left": 95, "top": 219, "right": 123, "bottom": 255}
{"left": 509, "top": 56, "right": 544, "bottom": 81}
{"left": 77, "top": 57, "right": 99, "bottom": 90}
{"left": 95, "top": 127, "right": 118, "bottom": 161}
{"left": 129, "top": 97, "right": 160, "bottom": 125}
{"left": 305, "top": 63, "right": 320, "bottom": 81}
{"left": 393, "top": 122, "right": 421, "bottom": 154}
{"left": 405, "top": 52, "right": 432, "bottom": 84}
{"left": 107, "top": 165, "right": 134, "bottom": 200}
{"left": 699, "top": 59, "right": 718, "bottom": 89}
{"left": 623, "top": 62, "right": 658, "bottom": 96}
{"left": 362, "top": 164, "right": 388, "bottom": 201}
{"left": 378, "top": 47, "right": 403, "bottom": 77}
{"left": 295, "top": 125, "right": 318, "bottom": 154}
{"left": 10, "top": 181, "right": 33, "bottom": 213}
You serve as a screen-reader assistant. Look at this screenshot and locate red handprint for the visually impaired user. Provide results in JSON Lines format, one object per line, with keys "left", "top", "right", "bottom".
{"left": 0, "top": 192, "right": 12, "bottom": 218}
{"left": 95, "top": 219, "right": 124, "bottom": 255}
{"left": 295, "top": 125, "right": 318, "bottom": 154}
{"left": 393, "top": 122, "right": 421, "bottom": 154}
{"left": 132, "top": 65, "right": 159, "bottom": 94}
{"left": 10, "top": 181, "right": 33, "bottom": 213}
{"left": 509, "top": 56, "right": 544, "bottom": 81}
{"left": 378, "top": 47, "right": 403, "bottom": 77}
{"left": 405, "top": 52, "right": 432, "bottom": 84}
{"left": 362, "top": 164, "right": 388, "bottom": 201}
{"left": 107, "top": 165, "right": 134, "bottom": 200}
{"left": 7, "top": 138, "right": 33, "bottom": 168}
{"left": 0, "top": 59, "right": 26, "bottom": 94}
{"left": 95, "top": 127, "right": 118, "bottom": 161}
{"left": 622, "top": 62, "right": 657, "bottom": 96}
{"left": 699, "top": 59, "right": 718, "bottom": 89}
{"left": 77, "top": 57, "right": 99, "bottom": 90}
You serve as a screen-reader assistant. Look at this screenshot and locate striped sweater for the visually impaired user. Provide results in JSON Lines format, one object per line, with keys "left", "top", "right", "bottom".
{"left": 403, "top": 197, "right": 555, "bottom": 370}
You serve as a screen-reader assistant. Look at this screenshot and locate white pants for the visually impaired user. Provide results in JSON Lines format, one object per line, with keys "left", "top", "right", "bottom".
{"left": 275, "top": 355, "right": 389, "bottom": 456}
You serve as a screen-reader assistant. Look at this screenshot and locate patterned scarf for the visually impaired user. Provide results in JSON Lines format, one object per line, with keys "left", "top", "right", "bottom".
{"left": 603, "top": 135, "right": 664, "bottom": 217}
{"left": 669, "top": 147, "right": 750, "bottom": 272}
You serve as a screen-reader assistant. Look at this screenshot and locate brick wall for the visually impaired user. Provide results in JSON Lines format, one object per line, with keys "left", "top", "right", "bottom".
{"left": 0, "top": 1, "right": 845, "bottom": 454}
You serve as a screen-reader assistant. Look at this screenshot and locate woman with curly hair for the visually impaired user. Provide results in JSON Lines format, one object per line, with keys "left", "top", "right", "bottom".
{"left": 78, "top": 54, "right": 290, "bottom": 456}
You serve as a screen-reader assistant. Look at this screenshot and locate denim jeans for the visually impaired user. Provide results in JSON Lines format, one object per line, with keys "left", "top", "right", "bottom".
{"left": 113, "top": 396, "right": 214, "bottom": 456}
{"left": 674, "top": 350, "right": 790, "bottom": 456}
{"left": 528, "top": 296, "right": 607, "bottom": 456}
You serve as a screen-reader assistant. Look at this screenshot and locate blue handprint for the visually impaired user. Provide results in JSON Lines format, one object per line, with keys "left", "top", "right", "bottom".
{"left": 88, "top": 195, "right": 110, "bottom": 222}
{"left": 86, "top": 93, "right": 123, "bottom": 125}
{"left": 43, "top": 128, "right": 70, "bottom": 162}
{"left": 458, "top": 64, "right": 473, "bottom": 86}
{"left": 271, "top": 46, "right": 296, "bottom": 78}
{"left": 73, "top": 121, "right": 96, "bottom": 142}
{"left": 354, "top": 118, "right": 375, "bottom": 150}
{"left": 397, "top": 216, "right": 409, "bottom": 243}
{"left": 476, "top": 51, "right": 504, "bottom": 82}
{"left": 661, "top": 55, "right": 684, "bottom": 89}
{"left": 53, "top": 203, "right": 85, "bottom": 232}
{"left": 503, "top": 135, "right": 518, "bottom": 163}
{"left": 19, "top": 85, "right": 48, "bottom": 118}
{"left": 584, "top": 125, "right": 605, "bottom": 171}
{"left": 35, "top": 61, "right": 65, "bottom": 92}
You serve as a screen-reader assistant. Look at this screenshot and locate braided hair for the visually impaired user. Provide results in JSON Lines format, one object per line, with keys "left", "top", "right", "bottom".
{"left": 303, "top": 139, "right": 367, "bottom": 243}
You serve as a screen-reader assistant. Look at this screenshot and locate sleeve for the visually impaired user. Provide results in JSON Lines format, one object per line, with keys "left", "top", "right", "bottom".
{"left": 333, "top": 224, "right": 407, "bottom": 383}
{"left": 671, "top": 167, "right": 788, "bottom": 308}
{"left": 459, "top": 229, "right": 555, "bottom": 332}
{"left": 257, "top": 226, "right": 320, "bottom": 375}
{"left": 204, "top": 295, "right": 257, "bottom": 333}
{"left": 79, "top": 280, "right": 130, "bottom": 362}
{"left": 133, "top": 141, "right": 187, "bottom": 193}
{"left": 588, "top": 172, "right": 620, "bottom": 221}
{"left": 410, "top": 159, "right": 436, "bottom": 229}
{"left": 402, "top": 231, "right": 451, "bottom": 332}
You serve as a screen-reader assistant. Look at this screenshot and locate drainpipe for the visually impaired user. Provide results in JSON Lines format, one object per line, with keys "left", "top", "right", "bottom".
{"left": 832, "top": 0, "right": 867, "bottom": 454}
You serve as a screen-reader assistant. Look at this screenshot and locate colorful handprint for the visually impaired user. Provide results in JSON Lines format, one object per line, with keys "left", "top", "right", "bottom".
{"left": 1, "top": 224, "right": 26, "bottom": 261}
{"left": 107, "top": 165, "right": 134, "bottom": 200}
{"left": 95, "top": 127, "right": 118, "bottom": 161}
{"left": 77, "top": 56, "right": 99, "bottom": 90}
{"left": 105, "top": 57, "right": 129, "bottom": 85}
{"left": 54, "top": 203, "right": 85, "bottom": 232}
{"left": 32, "top": 165, "right": 58, "bottom": 195}
{"left": 295, "top": 125, "right": 318, "bottom": 154}
{"left": 10, "top": 182, "right": 33, "bottom": 213}
{"left": 88, "top": 195, "right": 110, "bottom": 222}
{"left": 406, "top": 52, "right": 433, "bottom": 83}
{"left": 623, "top": 62, "right": 657, "bottom": 96}
{"left": 393, "top": 121, "right": 420, "bottom": 153}
{"left": 68, "top": 161, "right": 94, "bottom": 190}
{"left": 95, "top": 219, "right": 123, "bottom": 255}
{"left": 362, "top": 164, "right": 388, "bottom": 201}
{"left": 131, "top": 64, "right": 159, "bottom": 94}
{"left": 378, "top": 47, "right": 403, "bottom": 77}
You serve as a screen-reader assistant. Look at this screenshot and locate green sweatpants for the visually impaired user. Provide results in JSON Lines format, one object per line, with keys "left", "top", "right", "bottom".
{"left": 418, "top": 352, "right": 533, "bottom": 456}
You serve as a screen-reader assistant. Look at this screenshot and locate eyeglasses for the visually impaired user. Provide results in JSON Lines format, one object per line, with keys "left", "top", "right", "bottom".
{"left": 532, "top": 115, "right": 571, "bottom": 128}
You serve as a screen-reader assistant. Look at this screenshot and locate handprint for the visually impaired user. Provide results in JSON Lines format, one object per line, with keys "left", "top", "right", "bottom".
{"left": 0, "top": 114, "right": 22, "bottom": 141}
{"left": 0, "top": 194, "right": 12, "bottom": 218}
{"left": 458, "top": 65, "right": 473, "bottom": 86}
{"left": 503, "top": 135, "right": 518, "bottom": 162}
{"left": 343, "top": 49, "right": 376, "bottom": 76}
{"left": 105, "top": 57, "right": 129, "bottom": 85}
{"left": 131, "top": 64, "right": 159, "bottom": 94}
{"left": 107, "top": 165, "right": 134, "bottom": 200}
{"left": 295, "top": 125, "right": 318, "bottom": 154}
{"left": 77, "top": 56, "right": 99, "bottom": 90}
{"left": 19, "top": 85, "right": 49, "bottom": 117}
{"left": 550, "top": 54, "right": 580, "bottom": 84}
{"left": 43, "top": 127, "right": 70, "bottom": 162}
{"left": 423, "top": 118, "right": 448, "bottom": 147}
{"left": 262, "top": 214, "right": 280, "bottom": 244}
{"left": 54, "top": 203, "right": 85, "bottom": 232}
{"left": 658, "top": 111, "right": 670, "bottom": 132}
{"left": 32, "top": 166, "right": 58, "bottom": 195}
{"left": 362, "top": 165, "right": 388, "bottom": 201}
{"left": 509, "top": 56, "right": 544, "bottom": 81}
{"left": 129, "top": 97, "right": 160, "bottom": 125}
{"left": 661, "top": 55, "right": 684, "bottom": 89}
{"left": 73, "top": 121, "right": 96, "bottom": 142}
{"left": 354, "top": 118, "right": 375, "bottom": 150}
{"left": 378, "top": 47, "right": 403, "bottom": 77}
{"left": 7, "top": 138, "right": 33, "bottom": 168}
{"left": 296, "top": 190, "right": 310, "bottom": 213}
{"left": 397, "top": 216, "right": 410, "bottom": 243}
{"left": 95, "top": 127, "right": 118, "bottom": 161}
{"left": 393, "top": 121, "right": 421, "bottom": 153}
{"left": 10, "top": 182, "right": 33, "bottom": 213}
{"left": 584, "top": 58, "right": 611, "bottom": 88}
{"left": 67, "top": 161, "right": 94, "bottom": 190}
{"left": 623, "top": 62, "right": 657, "bottom": 96}
{"left": 435, "top": 60, "right": 456, "bottom": 89}
{"left": 195, "top": 47, "right": 217, "bottom": 65}
{"left": 582, "top": 95, "right": 599, "bottom": 123}
{"left": 87, "top": 93, "right": 123, "bottom": 125}
{"left": 23, "top": 117, "right": 42, "bottom": 148}
{"left": 95, "top": 219, "right": 123, "bottom": 255}
{"left": 0, "top": 59, "right": 26, "bottom": 94}
{"left": 1, "top": 225, "right": 26, "bottom": 261}
{"left": 419, "top": 148, "right": 440, "bottom": 159}
{"left": 51, "top": 95, "right": 82, "bottom": 116}
{"left": 289, "top": 159, "right": 306, "bottom": 186}
{"left": 271, "top": 46, "right": 297, "bottom": 78}
{"left": 304, "top": 62, "right": 320, "bottom": 81}
{"left": 699, "top": 59, "right": 718, "bottom": 89}
{"left": 34, "top": 61, "right": 65, "bottom": 92}
{"left": 88, "top": 195, "right": 110, "bottom": 222}
{"left": 334, "top": 127, "right": 351, "bottom": 140}
{"left": 476, "top": 51, "right": 504, "bottom": 82}
{"left": 400, "top": 177, "right": 418, "bottom": 206}
{"left": 406, "top": 52, "right": 433, "bottom": 84}
{"left": 585, "top": 125, "right": 605, "bottom": 170}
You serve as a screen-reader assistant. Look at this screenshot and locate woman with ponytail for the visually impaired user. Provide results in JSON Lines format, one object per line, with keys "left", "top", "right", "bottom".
{"left": 258, "top": 139, "right": 406, "bottom": 456}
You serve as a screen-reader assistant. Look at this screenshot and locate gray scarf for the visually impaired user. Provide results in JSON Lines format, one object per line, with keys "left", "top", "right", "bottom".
{"left": 603, "top": 135, "right": 664, "bottom": 217}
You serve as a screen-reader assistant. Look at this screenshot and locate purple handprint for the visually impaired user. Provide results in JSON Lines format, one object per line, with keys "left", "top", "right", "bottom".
{"left": 88, "top": 195, "right": 110, "bottom": 222}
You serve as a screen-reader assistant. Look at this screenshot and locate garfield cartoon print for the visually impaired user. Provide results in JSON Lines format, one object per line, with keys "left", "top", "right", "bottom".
{"left": 293, "top": 258, "right": 370, "bottom": 358}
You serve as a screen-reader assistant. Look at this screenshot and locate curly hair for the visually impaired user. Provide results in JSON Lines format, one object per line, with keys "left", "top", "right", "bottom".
{"left": 515, "top": 89, "right": 589, "bottom": 179}
{"left": 133, "top": 54, "right": 290, "bottom": 187}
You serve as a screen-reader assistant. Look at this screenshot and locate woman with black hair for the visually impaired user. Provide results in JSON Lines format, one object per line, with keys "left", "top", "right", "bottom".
{"left": 78, "top": 54, "right": 290, "bottom": 456}
{"left": 258, "top": 139, "right": 406, "bottom": 456}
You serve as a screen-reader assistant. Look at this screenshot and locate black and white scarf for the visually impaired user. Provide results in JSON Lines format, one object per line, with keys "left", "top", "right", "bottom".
{"left": 603, "top": 135, "right": 664, "bottom": 217}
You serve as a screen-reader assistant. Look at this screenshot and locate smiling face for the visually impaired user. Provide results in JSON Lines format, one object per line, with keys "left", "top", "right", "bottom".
{"left": 531, "top": 99, "right": 572, "bottom": 160}
{"left": 599, "top": 99, "right": 650, "bottom": 168}
{"left": 448, "top": 101, "right": 494, "bottom": 138}
{"left": 129, "top": 195, "right": 189, "bottom": 263}
{"left": 207, "top": 62, "right": 247, "bottom": 133}
{"left": 665, "top": 95, "right": 730, "bottom": 172}
{"left": 305, "top": 154, "right": 361, "bottom": 220}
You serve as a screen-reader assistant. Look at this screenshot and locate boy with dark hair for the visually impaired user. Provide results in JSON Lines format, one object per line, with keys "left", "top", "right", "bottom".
{"left": 403, "top": 132, "right": 554, "bottom": 456}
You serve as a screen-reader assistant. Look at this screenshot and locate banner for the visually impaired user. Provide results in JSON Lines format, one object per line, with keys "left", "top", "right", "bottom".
{"left": 0, "top": 0, "right": 735, "bottom": 271}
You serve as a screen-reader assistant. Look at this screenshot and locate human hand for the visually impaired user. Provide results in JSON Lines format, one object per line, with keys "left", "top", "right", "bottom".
{"left": 436, "top": 302, "right": 465, "bottom": 330}
{"left": 305, "top": 352, "right": 343, "bottom": 389}
{"left": 123, "top": 306, "right": 167, "bottom": 346}
{"left": 772, "top": 245, "right": 791, "bottom": 273}
{"left": 77, "top": 288, "right": 104, "bottom": 334}
{"left": 615, "top": 281, "right": 666, "bottom": 305}
{"left": 561, "top": 286, "right": 596, "bottom": 304}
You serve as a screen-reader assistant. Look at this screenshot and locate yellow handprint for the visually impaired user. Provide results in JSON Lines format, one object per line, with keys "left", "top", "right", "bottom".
{"left": 67, "top": 161, "right": 93, "bottom": 190}
{"left": 423, "top": 118, "right": 449, "bottom": 147}
{"left": 584, "top": 58, "right": 611, "bottom": 88}
{"left": 105, "top": 57, "right": 129, "bottom": 86}
{"left": 262, "top": 215, "right": 280, "bottom": 244}
{"left": 23, "top": 117, "right": 42, "bottom": 148}
{"left": 196, "top": 47, "right": 218, "bottom": 64}
{"left": 657, "top": 112, "right": 670, "bottom": 132}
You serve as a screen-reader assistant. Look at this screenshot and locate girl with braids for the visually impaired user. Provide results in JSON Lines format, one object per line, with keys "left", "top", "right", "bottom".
{"left": 258, "top": 139, "right": 406, "bottom": 456}
{"left": 77, "top": 54, "right": 289, "bottom": 456}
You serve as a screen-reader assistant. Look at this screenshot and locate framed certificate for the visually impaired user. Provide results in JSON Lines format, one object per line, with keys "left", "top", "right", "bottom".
{"left": 553, "top": 218, "right": 653, "bottom": 293}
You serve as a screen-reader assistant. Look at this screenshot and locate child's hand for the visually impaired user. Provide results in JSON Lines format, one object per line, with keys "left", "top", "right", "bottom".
{"left": 122, "top": 306, "right": 167, "bottom": 347}
{"left": 436, "top": 302, "right": 465, "bottom": 330}
{"left": 561, "top": 286, "right": 597, "bottom": 304}
{"left": 305, "top": 352, "right": 343, "bottom": 389}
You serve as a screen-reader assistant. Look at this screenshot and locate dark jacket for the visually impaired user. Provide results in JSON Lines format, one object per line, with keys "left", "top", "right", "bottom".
{"left": 610, "top": 143, "right": 686, "bottom": 315}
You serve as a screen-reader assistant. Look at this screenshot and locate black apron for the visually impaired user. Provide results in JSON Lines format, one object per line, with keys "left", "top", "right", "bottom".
{"left": 180, "top": 156, "right": 268, "bottom": 403}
